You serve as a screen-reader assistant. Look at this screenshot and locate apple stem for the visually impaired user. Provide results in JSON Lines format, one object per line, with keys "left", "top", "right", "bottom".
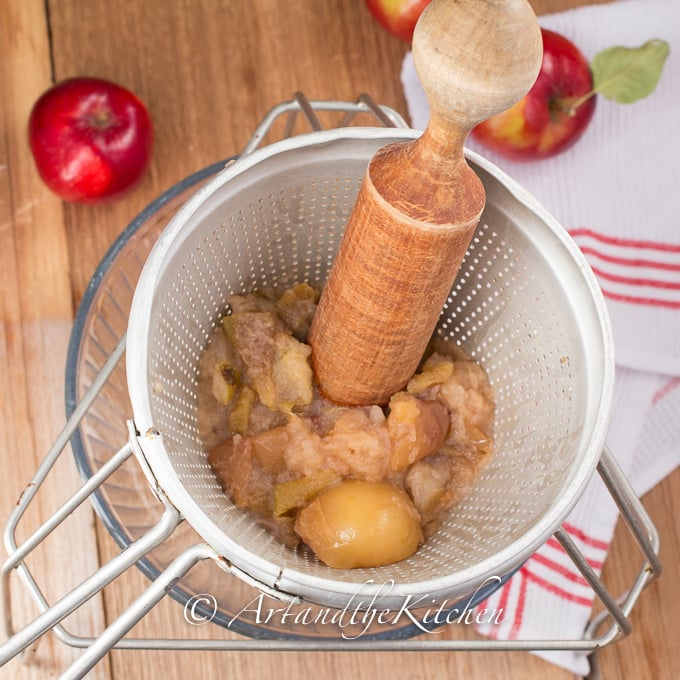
{"left": 559, "top": 89, "right": 597, "bottom": 116}
{"left": 89, "top": 109, "right": 115, "bottom": 129}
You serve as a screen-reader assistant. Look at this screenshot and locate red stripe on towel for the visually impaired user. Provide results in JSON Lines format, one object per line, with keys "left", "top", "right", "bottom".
{"left": 531, "top": 552, "right": 589, "bottom": 586}
{"left": 577, "top": 246, "right": 680, "bottom": 272}
{"left": 510, "top": 571, "right": 528, "bottom": 638}
{"left": 569, "top": 228, "right": 680, "bottom": 253}
{"left": 589, "top": 265, "right": 680, "bottom": 290}
{"left": 652, "top": 377, "right": 680, "bottom": 405}
{"left": 546, "top": 537, "right": 604, "bottom": 571}
{"left": 562, "top": 523, "right": 610, "bottom": 552}
{"left": 522, "top": 568, "right": 593, "bottom": 608}
{"left": 600, "top": 288, "right": 680, "bottom": 309}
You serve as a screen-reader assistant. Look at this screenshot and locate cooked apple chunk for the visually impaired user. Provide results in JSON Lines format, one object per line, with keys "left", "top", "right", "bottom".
{"left": 387, "top": 392, "right": 449, "bottom": 471}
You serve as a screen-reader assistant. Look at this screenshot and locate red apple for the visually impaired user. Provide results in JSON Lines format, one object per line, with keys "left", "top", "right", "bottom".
{"left": 28, "top": 77, "right": 153, "bottom": 203}
{"left": 471, "top": 29, "right": 596, "bottom": 161}
{"left": 365, "top": 0, "right": 431, "bottom": 43}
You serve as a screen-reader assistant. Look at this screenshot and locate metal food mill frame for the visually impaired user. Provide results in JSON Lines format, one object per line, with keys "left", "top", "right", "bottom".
{"left": 0, "top": 94, "right": 661, "bottom": 680}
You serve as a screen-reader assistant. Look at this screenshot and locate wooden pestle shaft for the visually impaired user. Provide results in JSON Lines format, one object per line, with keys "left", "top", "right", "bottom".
{"left": 308, "top": 0, "right": 543, "bottom": 405}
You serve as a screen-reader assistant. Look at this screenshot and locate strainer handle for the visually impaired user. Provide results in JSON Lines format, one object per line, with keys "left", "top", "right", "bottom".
{"left": 58, "top": 542, "right": 217, "bottom": 680}
{"left": 0, "top": 421, "right": 298, "bottom": 677}
{"left": 0, "top": 497, "right": 181, "bottom": 669}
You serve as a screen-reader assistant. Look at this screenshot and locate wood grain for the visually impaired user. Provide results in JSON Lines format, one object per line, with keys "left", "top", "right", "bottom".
{"left": 0, "top": 2, "right": 109, "bottom": 679}
{"left": 1, "top": 1, "right": 677, "bottom": 679}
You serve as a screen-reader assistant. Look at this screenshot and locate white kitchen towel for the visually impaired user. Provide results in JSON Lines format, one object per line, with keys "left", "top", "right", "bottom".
{"left": 400, "top": 0, "right": 680, "bottom": 676}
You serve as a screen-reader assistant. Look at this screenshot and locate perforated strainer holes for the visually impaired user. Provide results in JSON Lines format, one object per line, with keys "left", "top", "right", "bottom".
{"left": 432, "top": 219, "right": 585, "bottom": 550}
{"left": 440, "top": 224, "right": 527, "bottom": 354}
{"left": 200, "top": 176, "right": 363, "bottom": 293}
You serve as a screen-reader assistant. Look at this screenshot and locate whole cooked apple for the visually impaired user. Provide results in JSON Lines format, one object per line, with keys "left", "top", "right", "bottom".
{"left": 471, "top": 29, "right": 596, "bottom": 161}
{"left": 28, "top": 77, "right": 153, "bottom": 203}
{"left": 365, "top": 0, "right": 431, "bottom": 43}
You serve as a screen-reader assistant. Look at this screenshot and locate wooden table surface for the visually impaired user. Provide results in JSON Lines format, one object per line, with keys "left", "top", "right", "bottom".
{"left": 1, "top": 1, "right": 678, "bottom": 678}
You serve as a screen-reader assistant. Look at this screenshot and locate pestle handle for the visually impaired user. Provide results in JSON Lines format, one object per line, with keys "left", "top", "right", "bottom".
{"left": 412, "top": 0, "right": 543, "bottom": 154}
{"left": 308, "top": 0, "right": 542, "bottom": 406}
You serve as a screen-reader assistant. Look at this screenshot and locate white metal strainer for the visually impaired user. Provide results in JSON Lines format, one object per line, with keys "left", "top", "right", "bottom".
{"left": 125, "top": 121, "right": 614, "bottom": 610}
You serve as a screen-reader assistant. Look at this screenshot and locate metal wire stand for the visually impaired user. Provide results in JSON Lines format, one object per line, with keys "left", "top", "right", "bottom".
{"left": 0, "top": 94, "right": 661, "bottom": 680}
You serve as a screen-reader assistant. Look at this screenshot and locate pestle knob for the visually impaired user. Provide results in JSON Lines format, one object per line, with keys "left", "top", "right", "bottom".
{"left": 308, "top": 0, "right": 542, "bottom": 406}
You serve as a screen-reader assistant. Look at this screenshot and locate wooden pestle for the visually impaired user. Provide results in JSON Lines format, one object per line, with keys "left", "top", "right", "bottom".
{"left": 308, "top": 0, "right": 543, "bottom": 406}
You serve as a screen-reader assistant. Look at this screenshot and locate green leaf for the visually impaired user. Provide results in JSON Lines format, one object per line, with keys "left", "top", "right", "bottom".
{"left": 591, "top": 39, "right": 670, "bottom": 104}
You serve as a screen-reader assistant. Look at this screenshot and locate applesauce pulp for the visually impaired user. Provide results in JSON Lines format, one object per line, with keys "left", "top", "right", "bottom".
{"left": 198, "top": 284, "right": 495, "bottom": 569}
